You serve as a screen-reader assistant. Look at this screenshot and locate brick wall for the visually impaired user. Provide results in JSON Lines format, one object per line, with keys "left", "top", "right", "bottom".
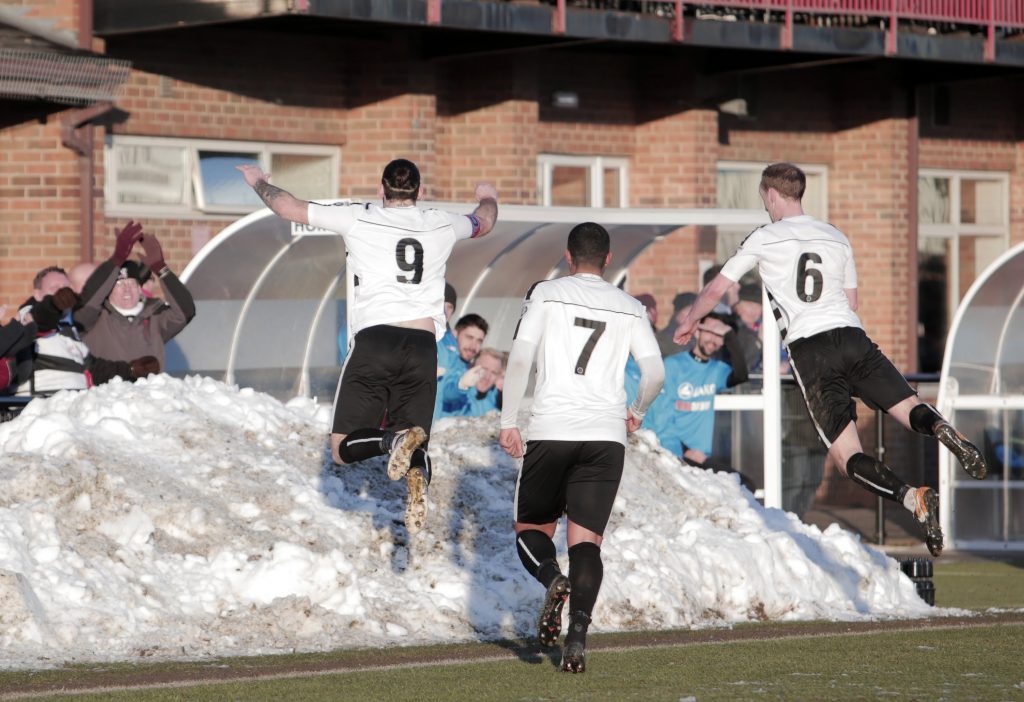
{"left": 0, "top": 117, "right": 86, "bottom": 312}
{"left": 3, "top": 17, "right": 1024, "bottom": 346}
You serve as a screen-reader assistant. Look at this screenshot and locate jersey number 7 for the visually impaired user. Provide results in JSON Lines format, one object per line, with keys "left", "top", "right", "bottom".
{"left": 573, "top": 317, "right": 606, "bottom": 375}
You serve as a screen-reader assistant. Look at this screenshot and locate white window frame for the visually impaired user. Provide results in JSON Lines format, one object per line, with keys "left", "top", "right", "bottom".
{"left": 918, "top": 169, "right": 1010, "bottom": 318}
{"left": 104, "top": 135, "right": 340, "bottom": 218}
{"left": 538, "top": 154, "right": 629, "bottom": 208}
{"left": 716, "top": 160, "right": 829, "bottom": 219}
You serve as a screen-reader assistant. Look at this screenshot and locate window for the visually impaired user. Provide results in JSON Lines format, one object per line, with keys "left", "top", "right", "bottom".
{"left": 105, "top": 136, "right": 339, "bottom": 216}
{"left": 716, "top": 161, "right": 828, "bottom": 262}
{"left": 538, "top": 155, "right": 628, "bottom": 207}
{"left": 917, "top": 170, "right": 1009, "bottom": 372}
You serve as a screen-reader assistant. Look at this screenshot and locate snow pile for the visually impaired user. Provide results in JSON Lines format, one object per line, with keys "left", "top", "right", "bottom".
{"left": 0, "top": 375, "right": 932, "bottom": 668}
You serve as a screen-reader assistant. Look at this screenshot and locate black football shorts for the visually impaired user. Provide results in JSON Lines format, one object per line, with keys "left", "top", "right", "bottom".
{"left": 514, "top": 440, "right": 625, "bottom": 536}
{"left": 787, "top": 326, "right": 916, "bottom": 445}
{"left": 331, "top": 324, "right": 437, "bottom": 435}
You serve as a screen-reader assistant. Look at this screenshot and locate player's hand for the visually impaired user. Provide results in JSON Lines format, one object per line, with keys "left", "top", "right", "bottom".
{"left": 698, "top": 317, "right": 731, "bottom": 337}
{"left": 474, "top": 182, "right": 498, "bottom": 202}
{"left": 673, "top": 318, "right": 697, "bottom": 346}
{"left": 236, "top": 164, "right": 270, "bottom": 188}
{"left": 626, "top": 409, "right": 643, "bottom": 434}
{"left": 499, "top": 428, "right": 524, "bottom": 458}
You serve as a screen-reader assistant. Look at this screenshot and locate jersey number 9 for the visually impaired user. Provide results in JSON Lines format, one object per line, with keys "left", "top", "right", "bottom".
{"left": 396, "top": 238, "right": 424, "bottom": 284}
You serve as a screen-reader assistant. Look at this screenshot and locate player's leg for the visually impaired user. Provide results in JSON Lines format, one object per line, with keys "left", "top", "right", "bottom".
{"left": 843, "top": 333, "right": 945, "bottom": 554}
{"left": 887, "top": 397, "right": 987, "bottom": 480}
{"left": 791, "top": 330, "right": 943, "bottom": 555}
{"left": 330, "top": 327, "right": 391, "bottom": 465}
{"left": 385, "top": 328, "right": 438, "bottom": 531}
{"left": 560, "top": 441, "right": 625, "bottom": 673}
{"left": 514, "top": 441, "right": 573, "bottom": 649}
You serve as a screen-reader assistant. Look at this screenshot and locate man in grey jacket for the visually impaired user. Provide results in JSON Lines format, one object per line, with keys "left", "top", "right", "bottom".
{"left": 77, "top": 222, "right": 195, "bottom": 373}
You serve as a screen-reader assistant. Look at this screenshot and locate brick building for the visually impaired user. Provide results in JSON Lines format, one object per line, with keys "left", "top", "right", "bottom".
{"left": 2, "top": 0, "right": 1023, "bottom": 376}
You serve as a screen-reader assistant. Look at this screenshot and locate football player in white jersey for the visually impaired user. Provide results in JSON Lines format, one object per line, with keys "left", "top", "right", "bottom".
{"left": 675, "top": 162, "right": 986, "bottom": 557}
{"left": 238, "top": 159, "right": 497, "bottom": 533}
{"left": 499, "top": 222, "right": 665, "bottom": 673}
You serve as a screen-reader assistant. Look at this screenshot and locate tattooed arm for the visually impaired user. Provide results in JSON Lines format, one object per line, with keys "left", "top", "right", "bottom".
{"left": 236, "top": 164, "right": 310, "bottom": 224}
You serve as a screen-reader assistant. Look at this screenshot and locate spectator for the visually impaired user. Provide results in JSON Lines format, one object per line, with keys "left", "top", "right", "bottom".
{"left": 433, "top": 282, "right": 461, "bottom": 421}
{"left": 436, "top": 313, "right": 488, "bottom": 418}
{"left": 14, "top": 264, "right": 159, "bottom": 394}
{"left": 1, "top": 310, "right": 35, "bottom": 394}
{"left": 731, "top": 282, "right": 764, "bottom": 372}
{"left": 77, "top": 222, "right": 195, "bottom": 373}
{"left": 67, "top": 261, "right": 97, "bottom": 294}
{"left": 14, "top": 267, "right": 90, "bottom": 394}
{"left": 655, "top": 291, "right": 697, "bottom": 359}
{"left": 441, "top": 347, "right": 505, "bottom": 417}
{"left": 653, "top": 312, "right": 753, "bottom": 489}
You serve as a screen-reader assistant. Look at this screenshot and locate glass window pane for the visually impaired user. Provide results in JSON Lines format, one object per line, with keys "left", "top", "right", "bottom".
{"left": 271, "top": 153, "right": 334, "bottom": 200}
{"left": 961, "top": 179, "right": 1003, "bottom": 225}
{"left": 918, "top": 176, "right": 951, "bottom": 224}
{"left": 917, "top": 237, "right": 951, "bottom": 373}
{"left": 716, "top": 169, "right": 763, "bottom": 210}
{"left": 197, "top": 150, "right": 263, "bottom": 209}
{"left": 958, "top": 235, "right": 1004, "bottom": 299}
{"left": 113, "top": 143, "right": 187, "bottom": 205}
{"left": 603, "top": 168, "right": 621, "bottom": 208}
{"left": 551, "top": 166, "right": 589, "bottom": 206}
{"left": 802, "top": 172, "right": 825, "bottom": 220}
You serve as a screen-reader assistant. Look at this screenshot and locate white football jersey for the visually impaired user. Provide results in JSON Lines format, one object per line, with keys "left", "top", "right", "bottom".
{"left": 513, "top": 273, "right": 661, "bottom": 446}
{"left": 308, "top": 202, "right": 474, "bottom": 340}
{"left": 720, "top": 215, "right": 862, "bottom": 344}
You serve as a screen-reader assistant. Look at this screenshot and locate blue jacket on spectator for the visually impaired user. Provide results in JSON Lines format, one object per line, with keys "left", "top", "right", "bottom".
{"left": 433, "top": 328, "right": 465, "bottom": 422}
{"left": 655, "top": 352, "right": 732, "bottom": 456}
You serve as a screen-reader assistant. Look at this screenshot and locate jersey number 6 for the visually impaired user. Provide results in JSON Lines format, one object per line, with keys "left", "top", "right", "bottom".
{"left": 796, "top": 252, "right": 823, "bottom": 303}
{"left": 573, "top": 317, "right": 607, "bottom": 375}
{"left": 395, "top": 238, "right": 424, "bottom": 284}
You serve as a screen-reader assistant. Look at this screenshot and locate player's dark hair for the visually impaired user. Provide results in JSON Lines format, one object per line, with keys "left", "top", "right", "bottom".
{"left": 760, "top": 162, "right": 806, "bottom": 201}
{"left": 381, "top": 159, "right": 420, "bottom": 202}
{"left": 33, "top": 265, "right": 67, "bottom": 289}
{"left": 455, "top": 313, "right": 488, "bottom": 335}
{"left": 567, "top": 222, "right": 610, "bottom": 270}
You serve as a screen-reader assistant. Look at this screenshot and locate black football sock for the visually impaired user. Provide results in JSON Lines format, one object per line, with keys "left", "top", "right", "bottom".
{"left": 516, "top": 530, "right": 561, "bottom": 587}
{"left": 567, "top": 542, "right": 603, "bottom": 621}
{"left": 909, "top": 403, "right": 944, "bottom": 436}
{"left": 337, "top": 428, "right": 392, "bottom": 464}
{"left": 846, "top": 452, "right": 910, "bottom": 504}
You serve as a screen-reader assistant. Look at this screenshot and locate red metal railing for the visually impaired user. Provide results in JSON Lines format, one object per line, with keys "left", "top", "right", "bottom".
{"left": 545, "top": 0, "right": 1021, "bottom": 61}
{"left": 421, "top": 1, "right": 1023, "bottom": 61}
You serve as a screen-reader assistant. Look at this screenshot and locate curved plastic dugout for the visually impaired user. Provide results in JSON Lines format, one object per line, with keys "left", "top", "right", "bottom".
{"left": 167, "top": 202, "right": 767, "bottom": 402}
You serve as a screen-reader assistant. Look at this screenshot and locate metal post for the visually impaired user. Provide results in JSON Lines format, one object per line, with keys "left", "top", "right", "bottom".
{"left": 875, "top": 408, "right": 886, "bottom": 544}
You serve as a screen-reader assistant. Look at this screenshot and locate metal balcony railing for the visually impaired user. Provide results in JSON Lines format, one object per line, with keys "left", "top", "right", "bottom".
{"left": 424, "top": 0, "right": 1024, "bottom": 61}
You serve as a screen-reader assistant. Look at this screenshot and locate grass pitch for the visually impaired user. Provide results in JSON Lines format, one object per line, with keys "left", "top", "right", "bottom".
{"left": 2, "top": 557, "right": 1022, "bottom": 702}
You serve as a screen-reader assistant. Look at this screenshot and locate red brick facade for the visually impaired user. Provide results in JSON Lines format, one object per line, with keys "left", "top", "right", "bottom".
{"left": 2, "top": 9, "right": 1023, "bottom": 375}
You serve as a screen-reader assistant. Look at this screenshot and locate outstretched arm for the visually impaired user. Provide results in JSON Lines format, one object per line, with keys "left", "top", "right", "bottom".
{"left": 674, "top": 273, "right": 736, "bottom": 346}
{"left": 236, "top": 164, "right": 309, "bottom": 224}
{"left": 470, "top": 182, "right": 498, "bottom": 238}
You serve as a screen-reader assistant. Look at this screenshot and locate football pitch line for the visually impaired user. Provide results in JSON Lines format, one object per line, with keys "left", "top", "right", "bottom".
{"left": 2, "top": 612, "right": 1022, "bottom": 700}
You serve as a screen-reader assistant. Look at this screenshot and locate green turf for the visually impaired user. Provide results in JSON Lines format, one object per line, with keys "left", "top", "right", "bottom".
{"left": 932, "top": 558, "right": 1024, "bottom": 609}
{"left": 3, "top": 558, "right": 1022, "bottom": 701}
{"left": 38, "top": 623, "right": 1024, "bottom": 702}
